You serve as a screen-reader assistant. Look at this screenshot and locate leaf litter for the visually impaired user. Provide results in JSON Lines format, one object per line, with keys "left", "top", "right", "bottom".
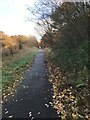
{"left": 47, "top": 61, "right": 90, "bottom": 120}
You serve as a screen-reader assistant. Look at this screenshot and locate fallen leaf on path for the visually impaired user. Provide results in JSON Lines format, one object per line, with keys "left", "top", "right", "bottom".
{"left": 29, "top": 112, "right": 32, "bottom": 117}
{"left": 38, "top": 112, "right": 40, "bottom": 115}
{"left": 45, "top": 104, "right": 49, "bottom": 107}
{"left": 31, "top": 116, "right": 34, "bottom": 120}
{"left": 8, "top": 115, "right": 13, "bottom": 118}
{"left": 5, "top": 108, "right": 7, "bottom": 111}
{"left": 5, "top": 111, "right": 9, "bottom": 114}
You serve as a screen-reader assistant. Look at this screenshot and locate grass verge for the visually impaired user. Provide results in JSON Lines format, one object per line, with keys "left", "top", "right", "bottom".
{"left": 2, "top": 47, "right": 39, "bottom": 100}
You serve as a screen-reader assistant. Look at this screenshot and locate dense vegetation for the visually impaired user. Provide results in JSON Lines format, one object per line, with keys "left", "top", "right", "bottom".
{"left": 43, "top": 2, "right": 89, "bottom": 88}
{"left": 28, "top": 1, "right": 90, "bottom": 119}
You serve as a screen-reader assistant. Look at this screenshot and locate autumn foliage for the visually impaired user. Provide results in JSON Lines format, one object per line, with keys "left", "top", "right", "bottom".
{"left": 1, "top": 32, "right": 38, "bottom": 57}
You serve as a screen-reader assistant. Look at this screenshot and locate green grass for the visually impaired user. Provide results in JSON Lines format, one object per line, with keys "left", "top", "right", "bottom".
{"left": 2, "top": 51, "right": 38, "bottom": 96}
{"left": 8, "top": 52, "right": 37, "bottom": 70}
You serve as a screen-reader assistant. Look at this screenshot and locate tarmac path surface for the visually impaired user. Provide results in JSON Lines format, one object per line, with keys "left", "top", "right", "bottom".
{"left": 2, "top": 50, "right": 60, "bottom": 119}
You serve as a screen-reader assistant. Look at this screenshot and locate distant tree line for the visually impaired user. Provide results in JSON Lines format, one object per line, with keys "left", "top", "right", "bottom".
{"left": 1, "top": 32, "right": 38, "bottom": 57}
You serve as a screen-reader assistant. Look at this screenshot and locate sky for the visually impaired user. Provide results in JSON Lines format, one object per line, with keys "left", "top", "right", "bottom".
{"left": 0, "top": 0, "right": 41, "bottom": 39}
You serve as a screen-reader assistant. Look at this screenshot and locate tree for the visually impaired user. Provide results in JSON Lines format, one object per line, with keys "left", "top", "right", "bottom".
{"left": 27, "top": 0, "right": 89, "bottom": 87}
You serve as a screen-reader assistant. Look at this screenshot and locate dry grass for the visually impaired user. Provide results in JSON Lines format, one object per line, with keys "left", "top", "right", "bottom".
{"left": 2, "top": 47, "right": 38, "bottom": 66}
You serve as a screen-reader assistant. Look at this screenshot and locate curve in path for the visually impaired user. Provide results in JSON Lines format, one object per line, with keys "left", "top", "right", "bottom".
{"left": 2, "top": 50, "right": 60, "bottom": 119}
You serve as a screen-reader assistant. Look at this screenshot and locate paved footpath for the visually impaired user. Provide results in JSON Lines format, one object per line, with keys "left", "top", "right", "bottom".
{"left": 2, "top": 50, "right": 60, "bottom": 119}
